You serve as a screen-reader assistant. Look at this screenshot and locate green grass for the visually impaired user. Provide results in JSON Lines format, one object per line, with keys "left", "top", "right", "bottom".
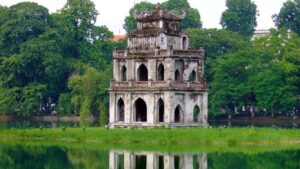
{"left": 1, "top": 127, "right": 300, "bottom": 153}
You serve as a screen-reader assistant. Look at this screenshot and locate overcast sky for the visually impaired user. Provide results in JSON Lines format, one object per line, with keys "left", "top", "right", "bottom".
{"left": 0, "top": 0, "right": 287, "bottom": 35}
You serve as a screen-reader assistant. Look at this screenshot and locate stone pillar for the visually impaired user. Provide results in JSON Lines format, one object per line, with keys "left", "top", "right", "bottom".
{"left": 147, "top": 153, "right": 157, "bottom": 169}
{"left": 183, "top": 155, "right": 193, "bottom": 169}
{"left": 148, "top": 59, "right": 156, "bottom": 81}
{"left": 165, "top": 58, "right": 174, "bottom": 81}
{"left": 125, "top": 93, "right": 132, "bottom": 123}
{"left": 164, "top": 92, "right": 174, "bottom": 123}
{"left": 113, "top": 60, "right": 119, "bottom": 81}
{"left": 164, "top": 155, "right": 174, "bottom": 169}
{"left": 109, "top": 93, "right": 116, "bottom": 124}
{"left": 109, "top": 152, "right": 117, "bottom": 169}
{"left": 124, "top": 152, "right": 134, "bottom": 169}
{"left": 127, "top": 60, "right": 134, "bottom": 81}
{"left": 198, "top": 154, "right": 208, "bottom": 169}
{"left": 147, "top": 93, "right": 155, "bottom": 124}
{"left": 202, "top": 92, "right": 208, "bottom": 125}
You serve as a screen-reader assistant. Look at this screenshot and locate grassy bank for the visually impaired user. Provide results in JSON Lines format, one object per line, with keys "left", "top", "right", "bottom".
{"left": 0, "top": 127, "right": 300, "bottom": 153}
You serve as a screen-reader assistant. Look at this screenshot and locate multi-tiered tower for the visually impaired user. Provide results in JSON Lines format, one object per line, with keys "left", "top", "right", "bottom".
{"left": 109, "top": 4, "right": 208, "bottom": 128}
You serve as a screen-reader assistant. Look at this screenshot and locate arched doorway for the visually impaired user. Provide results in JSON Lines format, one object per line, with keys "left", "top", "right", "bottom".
{"left": 189, "top": 70, "right": 196, "bottom": 82}
{"left": 120, "top": 66, "right": 127, "bottom": 81}
{"left": 137, "top": 64, "right": 148, "bottom": 81}
{"left": 175, "top": 69, "right": 180, "bottom": 81}
{"left": 193, "top": 105, "right": 200, "bottom": 122}
{"left": 134, "top": 98, "right": 147, "bottom": 122}
{"left": 182, "top": 36, "right": 188, "bottom": 50}
{"left": 174, "top": 105, "right": 183, "bottom": 123}
{"left": 117, "top": 99, "right": 124, "bottom": 122}
{"left": 157, "top": 64, "right": 164, "bottom": 81}
{"left": 157, "top": 98, "right": 164, "bottom": 122}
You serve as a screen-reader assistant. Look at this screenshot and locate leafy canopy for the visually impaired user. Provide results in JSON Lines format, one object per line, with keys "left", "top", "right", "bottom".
{"left": 220, "top": 0, "right": 257, "bottom": 39}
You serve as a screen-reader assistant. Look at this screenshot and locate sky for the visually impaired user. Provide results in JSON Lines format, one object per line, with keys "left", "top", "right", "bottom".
{"left": 0, "top": 0, "right": 287, "bottom": 35}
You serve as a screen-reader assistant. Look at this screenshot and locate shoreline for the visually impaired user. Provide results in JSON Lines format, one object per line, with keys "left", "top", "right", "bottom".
{"left": 1, "top": 127, "right": 300, "bottom": 149}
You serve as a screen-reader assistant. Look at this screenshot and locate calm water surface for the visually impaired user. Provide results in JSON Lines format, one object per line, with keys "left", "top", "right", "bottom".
{"left": 0, "top": 144, "right": 299, "bottom": 169}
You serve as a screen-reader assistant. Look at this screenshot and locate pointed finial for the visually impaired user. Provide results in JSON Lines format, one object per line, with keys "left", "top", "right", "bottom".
{"left": 156, "top": 3, "right": 162, "bottom": 11}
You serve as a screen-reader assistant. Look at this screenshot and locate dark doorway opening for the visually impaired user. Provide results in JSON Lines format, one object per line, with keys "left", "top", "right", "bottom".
{"left": 159, "top": 156, "right": 164, "bottom": 169}
{"left": 175, "top": 69, "right": 180, "bottom": 81}
{"left": 137, "top": 64, "right": 148, "bottom": 81}
{"left": 174, "top": 105, "right": 182, "bottom": 123}
{"left": 135, "top": 98, "right": 147, "bottom": 122}
{"left": 193, "top": 105, "right": 200, "bottom": 122}
{"left": 118, "top": 154, "right": 124, "bottom": 169}
{"left": 189, "top": 70, "right": 196, "bottom": 82}
{"left": 158, "top": 98, "right": 164, "bottom": 122}
{"left": 182, "top": 37, "right": 187, "bottom": 50}
{"left": 121, "top": 66, "right": 127, "bottom": 81}
{"left": 174, "top": 156, "right": 180, "bottom": 169}
{"left": 117, "top": 99, "right": 124, "bottom": 122}
{"left": 157, "top": 64, "right": 164, "bottom": 81}
{"left": 135, "top": 155, "right": 147, "bottom": 169}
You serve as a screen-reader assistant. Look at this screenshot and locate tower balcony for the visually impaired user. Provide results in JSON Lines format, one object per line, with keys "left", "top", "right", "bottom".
{"left": 109, "top": 81, "right": 207, "bottom": 91}
{"left": 113, "top": 48, "right": 204, "bottom": 59}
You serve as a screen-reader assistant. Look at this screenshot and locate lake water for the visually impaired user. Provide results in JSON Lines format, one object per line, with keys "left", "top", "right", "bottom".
{"left": 0, "top": 143, "right": 299, "bottom": 169}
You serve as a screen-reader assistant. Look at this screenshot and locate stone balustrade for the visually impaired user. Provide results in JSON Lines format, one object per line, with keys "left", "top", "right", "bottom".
{"left": 110, "top": 81, "right": 206, "bottom": 90}
{"left": 113, "top": 48, "right": 204, "bottom": 59}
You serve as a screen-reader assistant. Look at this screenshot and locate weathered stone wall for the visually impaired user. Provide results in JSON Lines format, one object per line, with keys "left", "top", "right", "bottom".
{"left": 113, "top": 57, "right": 204, "bottom": 83}
{"left": 109, "top": 90, "right": 208, "bottom": 125}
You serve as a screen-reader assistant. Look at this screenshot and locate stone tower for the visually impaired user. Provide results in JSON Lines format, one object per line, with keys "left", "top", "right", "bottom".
{"left": 109, "top": 4, "right": 208, "bottom": 128}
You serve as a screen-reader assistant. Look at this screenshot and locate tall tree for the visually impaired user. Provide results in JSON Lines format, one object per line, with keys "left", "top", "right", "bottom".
{"left": 220, "top": 0, "right": 257, "bottom": 39}
{"left": 59, "top": 0, "right": 98, "bottom": 58}
{"left": 0, "top": 2, "right": 51, "bottom": 57}
{"left": 273, "top": 0, "right": 300, "bottom": 35}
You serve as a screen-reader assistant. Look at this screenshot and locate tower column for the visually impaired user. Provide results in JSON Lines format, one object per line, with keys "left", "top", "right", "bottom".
{"left": 125, "top": 92, "right": 132, "bottom": 123}
{"left": 109, "top": 93, "right": 116, "bottom": 124}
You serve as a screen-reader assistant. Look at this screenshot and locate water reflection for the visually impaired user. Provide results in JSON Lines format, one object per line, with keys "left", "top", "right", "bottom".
{"left": 0, "top": 144, "right": 300, "bottom": 169}
{"left": 109, "top": 151, "right": 207, "bottom": 169}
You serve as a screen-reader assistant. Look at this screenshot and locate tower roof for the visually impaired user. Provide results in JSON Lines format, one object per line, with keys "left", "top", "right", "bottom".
{"left": 134, "top": 3, "right": 186, "bottom": 22}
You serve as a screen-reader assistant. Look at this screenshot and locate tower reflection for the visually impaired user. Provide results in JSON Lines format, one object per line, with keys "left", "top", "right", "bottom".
{"left": 109, "top": 151, "right": 207, "bottom": 169}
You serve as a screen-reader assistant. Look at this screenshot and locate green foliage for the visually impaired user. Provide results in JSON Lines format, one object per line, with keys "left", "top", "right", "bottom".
{"left": 59, "top": 0, "right": 98, "bottom": 58}
{"left": 123, "top": 2, "right": 155, "bottom": 33}
{"left": 0, "top": 83, "right": 46, "bottom": 116}
{"left": 56, "top": 93, "right": 72, "bottom": 115}
{"left": 0, "top": 0, "right": 113, "bottom": 119}
{"left": 273, "top": 0, "right": 300, "bottom": 35}
{"left": 211, "top": 29, "right": 300, "bottom": 115}
{"left": 220, "top": 0, "right": 257, "bottom": 39}
{"left": 67, "top": 61, "right": 111, "bottom": 120}
{"left": 0, "top": 2, "right": 51, "bottom": 57}
{"left": 185, "top": 28, "right": 247, "bottom": 82}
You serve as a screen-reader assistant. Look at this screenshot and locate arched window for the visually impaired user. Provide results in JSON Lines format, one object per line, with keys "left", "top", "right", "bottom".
{"left": 157, "top": 98, "right": 164, "bottom": 122}
{"left": 157, "top": 64, "right": 164, "bottom": 81}
{"left": 137, "top": 64, "right": 148, "bottom": 81}
{"left": 175, "top": 69, "right": 180, "bottom": 81}
{"left": 117, "top": 99, "right": 124, "bottom": 122}
{"left": 120, "top": 66, "right": 127, "bottom": 81}
{"left": 193, "top": 105, "right": 200, "bottom": 122}
{"left": 182, "top": 36, "right": 188, "bottom": 50}
{"left": 174, "top": 105, "right": 183, "bottom": 123}
{"left": 134, "top": 98, "right": 147, "bottom": 122}
{"left": 189, "top": 70, "right": 196, "bottom": 82}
